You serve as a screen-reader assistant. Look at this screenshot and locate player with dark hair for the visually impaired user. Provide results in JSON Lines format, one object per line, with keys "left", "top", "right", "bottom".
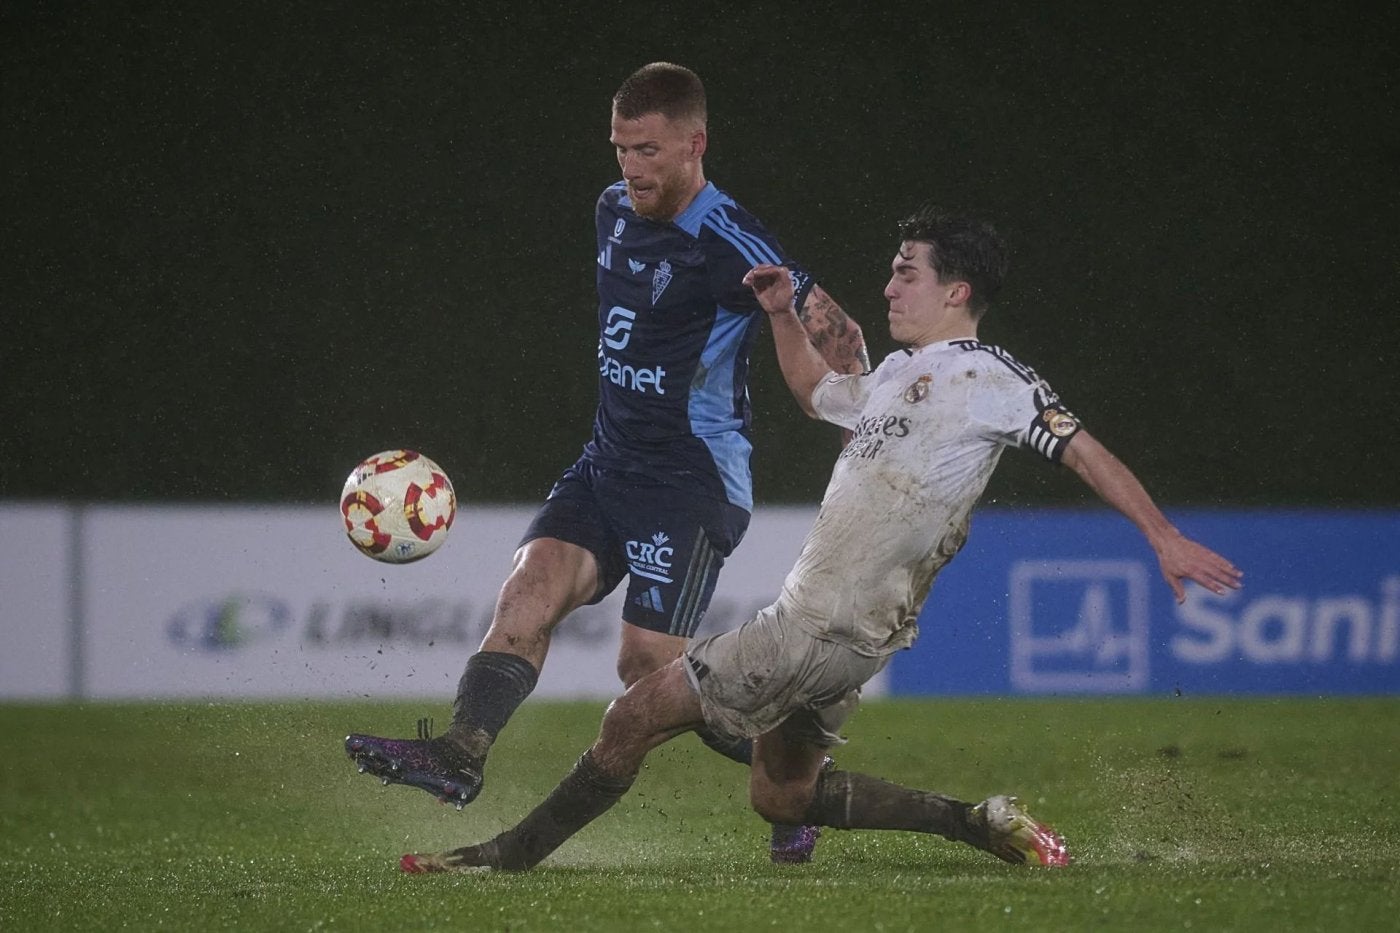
{"left": 394, "top": 205, "right": 1243, "bottom": 874}
{"left": 345, "top": 62, "right": 868, "bottom": 864}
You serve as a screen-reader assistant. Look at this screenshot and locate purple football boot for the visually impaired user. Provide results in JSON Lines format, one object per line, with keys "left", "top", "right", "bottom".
{"left": 769, "top": 823, "right": 823, "bottom": 864}
{"left": 345, "top": 718, "right": 481, "bottom": 810}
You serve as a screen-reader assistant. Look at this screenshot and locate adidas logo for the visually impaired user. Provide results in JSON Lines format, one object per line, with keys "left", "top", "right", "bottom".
{"left": 632, "top": 585, "right": 665, "bottom": 613}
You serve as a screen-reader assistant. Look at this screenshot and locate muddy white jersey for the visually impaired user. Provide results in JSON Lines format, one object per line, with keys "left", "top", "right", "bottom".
{"left": 775, "top": 338, "right": 1082, "bottom": 656}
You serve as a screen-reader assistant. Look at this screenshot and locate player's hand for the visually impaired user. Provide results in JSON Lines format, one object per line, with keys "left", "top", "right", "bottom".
{"left": 1154, "top": 533, "right": 1244, "bottom": 604}
{"left": 743, "top": 264, "right": 796, "bottom": 317}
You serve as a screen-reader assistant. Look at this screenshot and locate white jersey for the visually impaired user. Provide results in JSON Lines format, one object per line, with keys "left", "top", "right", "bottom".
{"left": 774, "top": 338, "right": 1082, "bottom": 656}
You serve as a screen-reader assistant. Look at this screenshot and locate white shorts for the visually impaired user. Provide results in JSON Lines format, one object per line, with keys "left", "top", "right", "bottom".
{"left": 683, "top": 604, "right": 889, "bottom": 747}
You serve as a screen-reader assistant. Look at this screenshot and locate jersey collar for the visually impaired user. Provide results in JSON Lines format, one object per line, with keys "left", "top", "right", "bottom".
{"left": 672, "top": 182, "right": 727, "bottom": 236}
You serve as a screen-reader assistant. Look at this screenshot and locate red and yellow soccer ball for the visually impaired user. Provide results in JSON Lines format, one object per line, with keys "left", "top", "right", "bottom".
{"left": 340, "top": 450, "right": 456, "bottom": 563}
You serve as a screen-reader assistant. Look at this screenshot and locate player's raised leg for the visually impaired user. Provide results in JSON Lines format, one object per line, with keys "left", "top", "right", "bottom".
{"left": 345, "top": 536, "right": 599, "bottom": 807}
{"left": 401, "top": 659, "right": 704, "bottom": 872}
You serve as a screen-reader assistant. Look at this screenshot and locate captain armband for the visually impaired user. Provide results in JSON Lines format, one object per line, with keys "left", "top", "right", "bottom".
{"left": 1027, "top": 403, "right": 1082, "bottom": 462}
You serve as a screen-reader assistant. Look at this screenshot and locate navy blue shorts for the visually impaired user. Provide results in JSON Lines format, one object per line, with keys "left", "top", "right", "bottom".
{"left": 520, "top": 458, "right": 750, "bottom": 637}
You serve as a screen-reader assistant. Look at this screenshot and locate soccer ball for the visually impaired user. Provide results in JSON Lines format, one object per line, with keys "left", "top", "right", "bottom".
{"left": 340, "top": 450, "right": 456, "bottom": 563}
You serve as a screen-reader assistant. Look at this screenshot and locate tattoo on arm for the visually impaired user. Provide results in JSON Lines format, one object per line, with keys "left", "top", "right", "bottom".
{"left": 798, "top": 285, "right": 868, "bottom": 375}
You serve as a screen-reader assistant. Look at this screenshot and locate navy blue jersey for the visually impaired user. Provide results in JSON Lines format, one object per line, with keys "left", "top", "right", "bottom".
{"left": 586, "top": 181, "right": 816, "bottom": 511}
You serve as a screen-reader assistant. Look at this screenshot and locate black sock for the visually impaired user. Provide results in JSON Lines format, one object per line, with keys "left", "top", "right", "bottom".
{"left": 482, "top": 750, "right": 635, "bottom": 870}
{"left": 445, "top": 651, "right": 539, "bottom": 763}
{"left": 801, "top": 770, "right": 979, "bottom": 844}
{"left": 696, "top": 727, "right": 753, "bottom": 766}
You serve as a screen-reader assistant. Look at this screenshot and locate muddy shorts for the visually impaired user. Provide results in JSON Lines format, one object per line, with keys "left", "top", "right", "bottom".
{"left": 683, "top": 604, "right": 888, "bottom": 747}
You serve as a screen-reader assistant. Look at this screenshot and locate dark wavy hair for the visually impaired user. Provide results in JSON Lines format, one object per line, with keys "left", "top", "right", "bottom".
{"left": 612, "top": 62, "right": 707, "bottom": 126}
{"left": 897, "top": 205, "right": 1009, "bottom": 315}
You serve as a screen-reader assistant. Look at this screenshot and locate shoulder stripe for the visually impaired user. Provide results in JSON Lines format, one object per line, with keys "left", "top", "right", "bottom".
{"left": 702, "top": 207, "right": 782, "bottom": 266}
{"left": 950, "top": 339, "right": 1038, "bottom": 385}
{"left": 702, "top": 210, "right": 775, "bottom": 265}
{"left": 712, "top": 206, "right": 781, "bottom": 262}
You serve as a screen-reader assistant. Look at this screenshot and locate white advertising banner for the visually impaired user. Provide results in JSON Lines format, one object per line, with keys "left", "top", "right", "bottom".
{"left": 71, "top": 502, "right": 854, "bottom": 700}
{"left": 0, "top": 503, "right": 71, "bottom": 698}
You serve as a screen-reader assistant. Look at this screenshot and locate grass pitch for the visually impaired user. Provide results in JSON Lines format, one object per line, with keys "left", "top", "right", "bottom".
{"left": 2, "top": 697, "right": 1397, "bottom": 932}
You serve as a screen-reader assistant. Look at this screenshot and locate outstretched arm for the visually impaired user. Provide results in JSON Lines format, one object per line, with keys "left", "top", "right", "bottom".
{"left": 1061, "top": 430, "right": 1243, "bottom": 603}
{"left": 744, "top": 264, "right": 837, "bottom": 417}
{"left": 798, "top": 284, "right": 870, "bottom": 375}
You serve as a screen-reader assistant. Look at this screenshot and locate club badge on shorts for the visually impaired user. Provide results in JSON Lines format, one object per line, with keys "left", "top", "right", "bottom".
{"left": 904, "top": 374, "right": 932, "bottom": 403}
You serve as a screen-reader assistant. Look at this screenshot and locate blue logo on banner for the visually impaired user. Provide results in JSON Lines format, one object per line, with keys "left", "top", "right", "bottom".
{"left": 167, "top": 593, "right": 292, "bottom": 652}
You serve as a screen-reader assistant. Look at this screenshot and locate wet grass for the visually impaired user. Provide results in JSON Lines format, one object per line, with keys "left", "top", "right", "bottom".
{"left": 2, "top": 697, "right": 1397, "bottom": 931}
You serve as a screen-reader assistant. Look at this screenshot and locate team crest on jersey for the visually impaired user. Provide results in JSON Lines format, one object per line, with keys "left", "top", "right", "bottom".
{"left": 652, "top": 259, "right": 673, "bottom": 304}
{"left": 903, "top": 374, "right": 933, "bottom": 403}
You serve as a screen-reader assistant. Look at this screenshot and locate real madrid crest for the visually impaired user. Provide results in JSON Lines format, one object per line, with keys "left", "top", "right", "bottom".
{"left": 1043, "top": 408, "right": 1079, "bottom": 436}
{"left": 903, "top": 374, "right": 933, "bottom": 403}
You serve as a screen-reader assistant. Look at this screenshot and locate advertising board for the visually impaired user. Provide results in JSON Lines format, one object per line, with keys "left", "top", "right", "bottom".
{"left": 889, "top": 510, "right": 1400, "bottom": 695}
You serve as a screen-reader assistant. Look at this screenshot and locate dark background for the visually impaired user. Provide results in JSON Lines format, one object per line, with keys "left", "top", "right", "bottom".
{"left": 4, "top": 1, "right": 1396, "bottom": 507}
